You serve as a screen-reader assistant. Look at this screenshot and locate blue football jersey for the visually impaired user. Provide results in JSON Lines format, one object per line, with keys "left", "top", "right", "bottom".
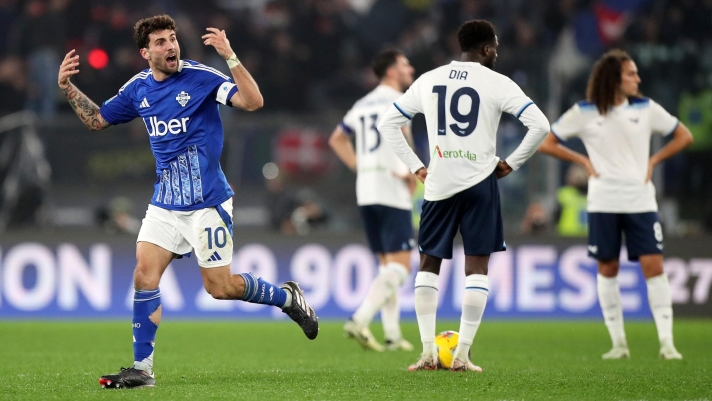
{"left": 99, "top": 60, "right": 239, "bottom": 211}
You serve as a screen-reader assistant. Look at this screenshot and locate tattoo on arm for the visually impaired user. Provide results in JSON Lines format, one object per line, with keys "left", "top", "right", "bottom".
{"left": 63, "top": 83, "right": 109, "bottom": 131}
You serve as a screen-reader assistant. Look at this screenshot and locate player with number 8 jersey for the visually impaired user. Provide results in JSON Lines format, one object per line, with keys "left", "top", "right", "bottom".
{"left": 539, "top": 49, "right": 693, "bottom": 360}
{"left": 377, "top": 20, "right": 550, "bottom": 372}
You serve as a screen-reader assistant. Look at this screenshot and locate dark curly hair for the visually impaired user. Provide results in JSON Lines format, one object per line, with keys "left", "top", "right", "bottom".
{"left": 134, "top": 15, "right": 177, "bottom": 49}
{"left": 457, "top": 20, "right": 496, "bottom": 52}
{"left": 586, "top": 49, "right": 632, "bottom": 115}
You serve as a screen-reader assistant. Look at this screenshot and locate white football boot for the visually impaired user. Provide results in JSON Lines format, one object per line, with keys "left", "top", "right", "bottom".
{"left": 385, "top": 338, "right": 414, "bottom": 351}
{"left": 659, "top": 343, "right": 683, "bottom": 360}
{"left": 407, "top": 354, "right": 439, "bottom": 371}
{"left": 343, "top": 319, "right": 384, "bottom": 352}
{"left": 450, "top": 358, "right": 483, "bottom": 372}
{"left": 602, "top": 346, "right": 630, "bottom": 359}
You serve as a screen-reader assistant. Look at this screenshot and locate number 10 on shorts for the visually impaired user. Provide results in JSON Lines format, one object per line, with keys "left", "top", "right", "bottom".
{"left": 204, "top": 227, "right": 228, "bottom": 249}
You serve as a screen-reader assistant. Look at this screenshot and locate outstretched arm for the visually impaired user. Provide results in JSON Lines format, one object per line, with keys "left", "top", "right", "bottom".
{"left": 57, "top": 50, "right": 110, "bottom": 131}
{"left": 202, "top": 28, "right": 264, "bottom": 111}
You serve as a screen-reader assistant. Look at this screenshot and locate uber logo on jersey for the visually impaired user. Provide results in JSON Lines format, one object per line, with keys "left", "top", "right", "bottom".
{"left": 144, "top": 116, "right": 190, "bottom": 136}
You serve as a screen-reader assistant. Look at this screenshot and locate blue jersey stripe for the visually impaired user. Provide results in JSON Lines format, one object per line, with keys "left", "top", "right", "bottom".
{"left": 393, "top": 102, "right": 413, "bottom": 119}
{"left": 178, "top": 154, "right": 192, "bottom": 206}
{"left": 188, "top": 145, "right": 204, "bottom": 203}
{"left": 665, "top": 120, "right": 679, "bottom": 136}
{"left": 162, "top": 169, "right": 172, "bottom": 204}
{"left": 339, "top": 122, "right": 354, "bottom": 135}
{"left": 170, "top": 161, "right": 182, "bottom": 205}
{"left": 516, "top": 101, "right": 534, "bottom": 118}
{"left": 154, "top": 173, "right": 163, "bottom": 202}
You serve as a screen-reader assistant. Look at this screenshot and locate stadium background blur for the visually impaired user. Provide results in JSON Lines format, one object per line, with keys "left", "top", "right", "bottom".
{"left": 0, "top": 0, "right": 710, "bottom": 322}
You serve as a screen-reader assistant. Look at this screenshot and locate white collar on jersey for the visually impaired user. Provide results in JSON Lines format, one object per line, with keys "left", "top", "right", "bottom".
{"left": 177, "top": 59, "right": 184, "bottom": 72}
{"left": 377, "top": 84, "right": 403, "bottom": 95}
{"left": 612, "top": 99, "right": 630, "bottom": 111}
{"left": 450, "top": 60, "right": 481, "bottom": 67}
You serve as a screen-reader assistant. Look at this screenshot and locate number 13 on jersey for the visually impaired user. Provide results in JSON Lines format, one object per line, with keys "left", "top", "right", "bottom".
{"left": 432, "top": 85, "right": 480, "bottom": 137}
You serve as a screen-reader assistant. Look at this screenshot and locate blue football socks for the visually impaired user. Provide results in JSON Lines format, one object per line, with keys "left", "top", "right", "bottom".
{"left": 238, "top": 273, "right": 288, "bottom": 307}
{"left": 133, "top": 289, "right": 161, "bottom": 372}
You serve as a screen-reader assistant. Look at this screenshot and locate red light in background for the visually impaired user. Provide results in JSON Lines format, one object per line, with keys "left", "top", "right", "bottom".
{"left": 88, "top": 48, "right": 109, "bottom": 69}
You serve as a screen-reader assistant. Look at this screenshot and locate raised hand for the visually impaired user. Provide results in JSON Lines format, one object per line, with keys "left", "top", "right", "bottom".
{"left": 202, "top": 28, "right": 234, "bottom": 60}
{"left": 58, "top": 49, "right": 80, "bottom": 89}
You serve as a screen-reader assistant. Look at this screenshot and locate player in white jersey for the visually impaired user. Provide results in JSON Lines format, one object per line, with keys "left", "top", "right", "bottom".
{"left": 377, "top": 20, "right": 550, "bottom": 371}
{"left": 58, "top": 15, "right": 318, "bottom": 389}
{"left": 329, "top": 50, "right": 417, "bottom": 352}
{"left": 539, "top": 49, "right": 693, "bottom": 360}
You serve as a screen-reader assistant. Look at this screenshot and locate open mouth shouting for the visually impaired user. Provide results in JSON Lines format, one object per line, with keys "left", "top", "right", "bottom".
{"left": 166, "top": 54, "right": 178, "bottom": 68}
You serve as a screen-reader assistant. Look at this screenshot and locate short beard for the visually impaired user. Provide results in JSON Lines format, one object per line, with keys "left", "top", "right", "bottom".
{"left": 153, "top": 60, "right": 177, "bottom": 76}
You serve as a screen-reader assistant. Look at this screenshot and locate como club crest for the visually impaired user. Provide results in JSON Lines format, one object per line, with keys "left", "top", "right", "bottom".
{"left": 176, "top": 91, "right": 190, "bottom": 107}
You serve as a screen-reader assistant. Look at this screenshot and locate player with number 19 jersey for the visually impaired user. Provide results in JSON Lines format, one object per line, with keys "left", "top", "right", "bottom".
{"left": 381, "top": 61, "right": 549, "bottom": 202}
{"left": 378, "top": 59, "right": 549, "bottom": 259}
{"left": 376, "top": 19, "right": 550, "bottom": 373}
{"left": 100, "top": 59, "right": 237, "bottom": 211}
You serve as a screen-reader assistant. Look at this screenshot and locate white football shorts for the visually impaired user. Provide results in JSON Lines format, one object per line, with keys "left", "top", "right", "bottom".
{"left": 137, "top": 198, "right": 233, "bottom": 268}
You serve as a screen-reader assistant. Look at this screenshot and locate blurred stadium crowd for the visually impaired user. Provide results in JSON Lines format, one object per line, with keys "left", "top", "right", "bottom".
{"left": 0, "top": 0, "right": 710, "bottom": 235}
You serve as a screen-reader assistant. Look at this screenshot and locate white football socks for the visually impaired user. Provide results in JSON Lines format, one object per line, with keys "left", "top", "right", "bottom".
{"left": 414, "top": 271, "right": 439, "bottom": 358}
{"left": 646, "top": 274, "right": 674, "bottom": 347}
{"left": 352, "top": 262, "right": 409, "bottom": 327}
{"left": 597, "top": 274, "right": 628, "bottom": 348}
{"left": 453, "top": 274, "right": 488, "bottom": 362}
{"left": 380, "top": 266, "right": 402, "bottom": 341}
{"left": 133, "top": 352, "right": 153, "bottom": 374}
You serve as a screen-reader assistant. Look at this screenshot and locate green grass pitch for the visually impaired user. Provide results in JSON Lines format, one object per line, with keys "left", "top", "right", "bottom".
{"left": 0, "top": 320, "right": 710, "bottom": 400}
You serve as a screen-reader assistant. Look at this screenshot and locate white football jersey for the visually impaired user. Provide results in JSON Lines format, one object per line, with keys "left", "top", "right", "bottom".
{"left": 378, "top": 61, "right": 547, "bottom": 201}
{"left": 341, "top": 85, "right": 411, "bottom": 210}
{"left": 551, "top": 98, "right": 679, "bottom": 213}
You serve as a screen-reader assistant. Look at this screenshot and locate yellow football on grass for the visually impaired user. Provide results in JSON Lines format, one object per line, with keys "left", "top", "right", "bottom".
{"left": 435, "top": 330, "right": 462, "bottom": 369}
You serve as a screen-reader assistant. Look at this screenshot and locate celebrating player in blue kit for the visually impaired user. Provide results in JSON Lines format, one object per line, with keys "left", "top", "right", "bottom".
{"left": 57, "top": 15, "right": 318, "bottom": 389}
{"left": 377, "top": 20, "right": 550, "bottom": 372}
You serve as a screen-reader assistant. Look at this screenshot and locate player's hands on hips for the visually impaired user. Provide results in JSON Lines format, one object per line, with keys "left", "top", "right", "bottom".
{"left": 414, "top": 168, "right": 427, "bottom": 184}
{"left": 582, "top": 157, "right": 599, "bottom": 178}
{"left": 495, "top": 160, "right": 512, "bottom": 179}
{"left": 392, "top": 171, "right": 418, "bottom": 194}
{"left": 202, "top": 28, "right": 234, "bottom": 60}
{"left": 645, "top": 157, "right": 658, "bottom": 183}
{"left": 58, "top": 49, "right": 79, "bottom": 89}
{"left": 405, "top": 173, "right": 418, "bottom": 195}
